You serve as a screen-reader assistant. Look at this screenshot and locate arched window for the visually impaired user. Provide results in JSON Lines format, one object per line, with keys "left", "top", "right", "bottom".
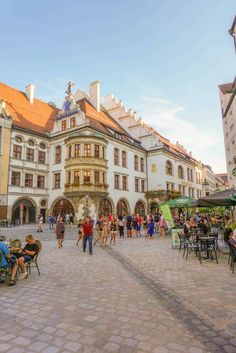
{"left": 165, "top": 161, "right": 173, "bottom": 176}
{"left": 135, "top": 201, "right": 145, "bottom": 216}
{"left": 178, "top": 166, "right": 184, "bottom": 179}
{"left": 52, "top": 198, "right": 74, "bottom": 217}
{"left": 98, "top": 198, "right": 112, "bottom": 217}
{"left": 117, "top": 199, "right": 129, "bottom": 217}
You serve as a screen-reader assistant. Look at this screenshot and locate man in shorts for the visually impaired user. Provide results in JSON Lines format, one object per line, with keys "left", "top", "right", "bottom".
{"left": 18, "top": 234, "right": 39, "bottom": 280}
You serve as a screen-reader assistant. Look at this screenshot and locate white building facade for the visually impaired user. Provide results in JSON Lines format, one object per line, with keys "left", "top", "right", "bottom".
{"left": 0, "top": 80, "right": 218, "bottom": 224}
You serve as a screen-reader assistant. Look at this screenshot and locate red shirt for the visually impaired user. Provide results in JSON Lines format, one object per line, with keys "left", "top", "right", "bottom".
{"left": 83, "top": 222, "right": 93, "bottom": 236}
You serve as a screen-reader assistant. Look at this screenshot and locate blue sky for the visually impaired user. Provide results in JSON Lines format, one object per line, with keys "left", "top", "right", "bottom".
{"left": 1, "top": 0, "right": 235, "bottom": 172}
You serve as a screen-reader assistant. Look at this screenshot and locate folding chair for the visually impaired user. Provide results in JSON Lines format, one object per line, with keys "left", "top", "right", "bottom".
{"left": 26, "top": 240, "right": 42, "bottom": 276}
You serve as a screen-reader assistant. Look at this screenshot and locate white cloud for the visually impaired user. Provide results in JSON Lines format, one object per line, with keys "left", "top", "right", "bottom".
{"left": 135, "top": 93, "right": 226, "bottom": 173}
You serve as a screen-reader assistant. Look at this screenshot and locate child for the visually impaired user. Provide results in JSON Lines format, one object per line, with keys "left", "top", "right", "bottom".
{"left": 147, "top": 217, "right": 155, "bottom": 238}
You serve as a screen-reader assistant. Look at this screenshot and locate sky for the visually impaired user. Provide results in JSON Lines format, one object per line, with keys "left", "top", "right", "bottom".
{"left": 1, "top": 0, "right": 235, "bottom": 173}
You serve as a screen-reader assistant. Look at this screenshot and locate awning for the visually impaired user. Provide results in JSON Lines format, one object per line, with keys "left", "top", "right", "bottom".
{"left": 197, "top": 188, "right": 236, "bottom": 207}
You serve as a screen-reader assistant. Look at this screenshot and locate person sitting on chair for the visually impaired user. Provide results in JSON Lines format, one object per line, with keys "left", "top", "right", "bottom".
{"left": 0, "top": 235, "right": 18, "bottom": 286}
{"left": 17, "top": 234, "right": 39, "bottom": 280}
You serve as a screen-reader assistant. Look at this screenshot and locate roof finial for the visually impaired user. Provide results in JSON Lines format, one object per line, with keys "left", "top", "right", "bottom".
{"left": 65, "top": 81, "right": 75, "bottom": 95}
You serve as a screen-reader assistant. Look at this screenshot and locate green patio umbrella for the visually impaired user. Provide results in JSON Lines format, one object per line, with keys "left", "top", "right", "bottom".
{"left": 197, "top": 188, "right": 236, "bottom": 206}
{"left": 166, "top": 196, "right": 197, "bottom": 208}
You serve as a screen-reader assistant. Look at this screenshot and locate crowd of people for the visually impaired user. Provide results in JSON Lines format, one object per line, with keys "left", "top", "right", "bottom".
{"left": 53, "top": 212, "right": 171, "bottom": 255}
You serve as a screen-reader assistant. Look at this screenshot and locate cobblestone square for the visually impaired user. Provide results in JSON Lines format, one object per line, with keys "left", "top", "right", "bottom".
{"left": 1, "top": 226, "right": 236, "bottom": 353}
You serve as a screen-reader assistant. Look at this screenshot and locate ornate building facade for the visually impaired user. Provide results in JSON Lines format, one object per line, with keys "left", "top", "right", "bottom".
{"left": 0, "top": 80, "right": 218, "bottom": 223}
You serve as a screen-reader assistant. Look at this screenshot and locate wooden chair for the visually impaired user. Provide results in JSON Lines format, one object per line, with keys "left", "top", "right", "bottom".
{"left": 26, "top": 240, "right": 42, "bottom": 276}
{"left": 10, "top": 239, "right": 22, "bottom": 248}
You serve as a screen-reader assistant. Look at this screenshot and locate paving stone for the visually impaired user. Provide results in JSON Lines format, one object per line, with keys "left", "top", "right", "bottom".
{"left": 42, "top": 347, "right": 59, "bottom": 353}
{"left": 153, "top": 347, "right": 169, "bottom": 353}
{"left": 12, "top": 337, "right": 31, "bottom": 346}
{"left": 0, "top": 343, "right": 11, "bottom": 352}
{"left": 30, "top": 341, "right": 49, "bottom": 352}
{"left": 0, "top": 229, "right": 236, "bottom": 353}
{"left": 103, "top": 342, "right": 120, "bottom": 352}
{"left": 64, "top": 342, "right": 81, "bottom": 352}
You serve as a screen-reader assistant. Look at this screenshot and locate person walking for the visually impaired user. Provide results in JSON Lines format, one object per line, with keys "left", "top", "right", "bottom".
{"left": 159, "top": 213, "right": 167, "bottom": 239}
{"left": 147, "top": 217, "right": 155, "bottom": 238}
{"left": 76, "top": 219, "right": 84, "bottom": 246}
{"left": 118, "top": 215, "right": 125, "bottom": 238}
{"left": 82, "top": 217, "right": 93, "bottom": 255}
{"left": 48, "top": 215, "right": 54, "bottom": 230}
{"left": 37, "top": 214, "right": 43, "bottom": 233}
{"left": 55, "top": 216, "right": 65, "bottom": 248}
{"left": 137, "top": 213, "right": 142, "bottom": 237}
{"left": 110, "top": 216, "right": 117, "bottom": 245}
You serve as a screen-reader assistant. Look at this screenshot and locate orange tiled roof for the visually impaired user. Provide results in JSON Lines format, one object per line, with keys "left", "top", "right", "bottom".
{"left": 0, "top": 82, "right": 59, "bottom": 134}
{"left": 82, "top": 99, "right": 128, "bottom": 134}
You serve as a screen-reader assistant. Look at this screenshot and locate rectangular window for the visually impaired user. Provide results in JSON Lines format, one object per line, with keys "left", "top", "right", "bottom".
{"left": 122, "top": 176, "right": 127, "bottom": 190}
{"left": 74, "top": 144, "right": 80, "bottom": 157}
{"left": 38, "top": 151, "right": 46, "bottom": 164}
{"left": 140, "top": 157, "right": 144, "bottom": 172}
{"left": 102, "top": 147, "right": 105, "bottom": 159}
{"left": 134, "top": 155, "right": 139, "bottom": 171}
{"left": 25, "top": 174, "right": 33, "bottom": 187}
{"left": 102, "top": 172, "right": 105, "bottom": 184}
{"left": 114, "top": 174, "right": 119, "bottom": 189}
{"left": 187, "top": 168, "right": 190, "bottom": 181}
{"left": 114, "top": 148, "right": 119, "bottom": 165}
{"left": 68, "top": 145, "right": 72, "bottom": 158}
{"left": 74, "top": 170, "right": 80, "bottom": 183}
{"left": 84, "top": 170, "right": 91, "bottom": 183}
{"left": 37, "top": 175, "right": 45, "bottom": 188}
{"left": 94, "top": 171, "right": 100, "bottom": 183}
{"left": 190, "top": 169, "right": 193, "bottom": 182}
{"left": 67, "top": 171, "right": 71, "bottom": 184}
{"left": 61, "top": 120, "right": 67, "bottom": 131}
{"left": 84, "top": 144, "right": 91, "bottom": 157}
{"left": 70, "top": 117, "right": 76, "bottom": 128}
{"left": 167, "top": 183, "right": 174, "bottom": 191}
{"left": 55, "top": 146, "right": 62, "bottom": 164}
{"left": 122, "top": 151, "right": 127, "bottom": 168}
{"left": 141, "top": 179, "right": 145, "bottom": 193}
{"left": 26, "top": 148, "right": 34, "bottom": 162}
{"left": 135, "top": 178, "right": 139, "bottom": 192}
{"left": 54, "top": 173, "right": 60, "bottom": 189}
{"left": 13, "top": 145, "right": 22, "bottom": 159}
{"left": 11, "top": 172, "right": 20, "bottom": 186}
{"left": 94, "top": 145, "right": 100, "bottom": 158}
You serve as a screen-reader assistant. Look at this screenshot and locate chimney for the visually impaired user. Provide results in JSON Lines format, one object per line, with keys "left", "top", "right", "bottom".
{"left": 0, "top": 100, "right": 6, "bottom": 111}
{"left": 89, "top": 81, "right": 100, "bottom": 112}
{"left": 25, "top": 83, "right": 35, "bottom": 104}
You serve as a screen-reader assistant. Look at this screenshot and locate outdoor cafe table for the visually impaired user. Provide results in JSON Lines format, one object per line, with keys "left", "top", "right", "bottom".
{"left": 198, "top": 236, "right": 217, "bottom": 260}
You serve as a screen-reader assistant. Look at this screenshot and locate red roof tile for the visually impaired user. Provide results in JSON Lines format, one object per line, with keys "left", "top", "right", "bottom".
{"left": 0, "top": 82, "right": 59, "bottom": 134}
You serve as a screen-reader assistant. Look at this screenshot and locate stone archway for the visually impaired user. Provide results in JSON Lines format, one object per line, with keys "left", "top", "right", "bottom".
{"left": 116, "top": 199, "right": 130, "bottom": 217}
{"left": 135, "top": 200, "right": 146, "bottom": 216}
{"left": 98, "top": 198, "right": 113, "bottom": 217}
{"left": 12, "top": 198, "right": 36, "bottom": 224}
{"left": 51, "top": 198, "right": 75, "bottom": 217}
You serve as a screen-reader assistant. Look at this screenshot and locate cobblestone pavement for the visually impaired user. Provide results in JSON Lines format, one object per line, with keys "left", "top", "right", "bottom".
{"left": 1, "top": 225, "right": 236, "bottom": 353}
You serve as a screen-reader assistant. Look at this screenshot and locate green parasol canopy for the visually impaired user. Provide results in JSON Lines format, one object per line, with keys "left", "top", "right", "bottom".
{"left": 166, "top": 196, "right": 197, "bottom": 208}
{"left": 197, "top": 188, "right": 236, "bottom": 206}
